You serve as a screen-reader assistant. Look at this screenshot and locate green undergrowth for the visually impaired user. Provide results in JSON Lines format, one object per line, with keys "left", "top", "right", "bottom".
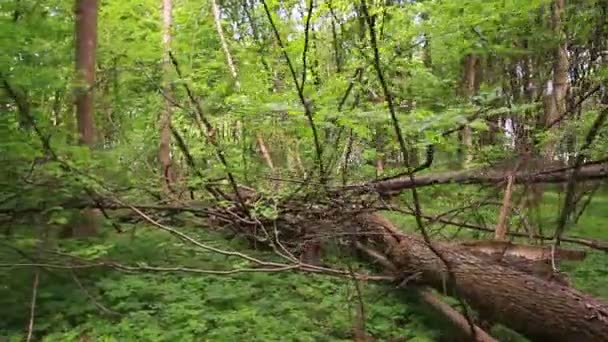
{"left": 1, "top": 189, "right": 606, "bottom": 341}
{"left": 1, "top": 227, "right": 456, "bottom": 341}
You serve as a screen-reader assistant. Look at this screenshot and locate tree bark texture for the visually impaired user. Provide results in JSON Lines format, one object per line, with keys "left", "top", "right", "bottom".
{"left": 73, "top": 0, "right": 98, "bottom": 237}
{"left": 355, "top": 213, "right": 608, "bottom": 341}
{"left": 355, "top": 242, "right": 497, "bottom": 342}
{"left": 75, "top": 0, "right": 97, "bottom": 146}
{"left": 544, "top": 0, "right": 569, "bottom": 160}
{"left": 159, "top": 0, "right": 175, "bottom": 188}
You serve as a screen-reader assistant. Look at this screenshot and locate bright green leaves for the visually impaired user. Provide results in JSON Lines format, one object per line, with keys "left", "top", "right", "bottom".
{"left": 0, "top": 226, "right": 453, "bottom": 340}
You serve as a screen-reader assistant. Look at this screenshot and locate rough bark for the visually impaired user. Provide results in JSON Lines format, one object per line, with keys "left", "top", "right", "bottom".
{"left": 356, "top": 213, "right": 608, "bottom": 342}
{"left": 355, "top": 242, "right": 497, "bottom": 342}
{"left": 159, "top": 0, "right": 175, "bottom": 190}
{"left": 75, "top": 0, "right": 97, "bottom": 146}
{"left": 459, "top": 240, "right": 586, "bottom": 262}
{"left": 73, "top": 0, "right": 98, "bottom": 237}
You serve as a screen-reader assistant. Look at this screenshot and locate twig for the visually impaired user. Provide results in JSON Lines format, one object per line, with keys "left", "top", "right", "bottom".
{"left": 555, "top": 107, "right": 608, "bottom": 245}
{"left": 360, "top": 1, "right": 409, "bottom": 165}
{"left": 106, "top": 197, "right": 394, "bottom": 280}
{"left": 168, "top": 52, "right": 250, "bottom": 216}
{"left": 25, "top": 270, "right": 39, "bottom": 342}
{"left": 328, "top": 0, "right": 342, "bottom": 72}
{"left": 386, "top": 206, "right": 608, "bottom": 252}
{"left": 70, "top": 270, "right": 121, "bottom": 317}
{"left": 123, "top": 200, "right": 285, "bottom": 267}
{"left": 574, "top": 181, "right": 603, "bottom": 223}
{"left": 300, "top": 0, "right": 314, "bottom": 90}
{"left": 347, "top": 263, "right": 368, "bottom": 340}
{"left": 359, "top": 1, "right": 478, "bottom": 338}
{"left": 260, "top": 0, "right": 325, "bottom": 181}
{"left": 547, "top": 85, "right": 601, "bottom": 129}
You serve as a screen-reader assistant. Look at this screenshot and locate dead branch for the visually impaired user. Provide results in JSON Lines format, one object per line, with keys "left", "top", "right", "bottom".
{"left": 350, "top": 163, "right": 608, "bottom": 196}
{"left": 168, "top": 52, "right": 250, "bottom": 216}
{"left": 260, "top": 0, "right": 324, "bottom": 180}
{"left": 25, "top": 270, "right": 39, "bottom": 342}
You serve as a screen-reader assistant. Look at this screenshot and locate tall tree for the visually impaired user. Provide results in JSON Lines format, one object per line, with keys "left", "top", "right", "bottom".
{"left": 460, "top": 54, "right": 480, "bottom": 166}
{"left": 544, "top": 0, "right": 569, "bottom": 161}
{"left": 73, "top": 0, "right": 99, "bottom": 236}
{"left": 159, "top": 0, "right": 175, "bottom": 191}
{"left": 75, "top": 0, "right": 97, "bottom": 146}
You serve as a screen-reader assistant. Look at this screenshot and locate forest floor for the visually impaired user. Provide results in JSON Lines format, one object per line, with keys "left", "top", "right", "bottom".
{"left": 1, "top": 191, "right": 606, "bottom": 341}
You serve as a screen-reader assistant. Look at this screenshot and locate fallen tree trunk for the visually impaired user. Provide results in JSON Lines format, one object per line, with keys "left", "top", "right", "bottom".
{"left": 355, "top": 242, "right": 497, "bottom": 342}
{"left": 355, "top": 213, "right": 608, "bottom": 341}
{"left": 349, "top": 163, "right": 608, "bottom": 195}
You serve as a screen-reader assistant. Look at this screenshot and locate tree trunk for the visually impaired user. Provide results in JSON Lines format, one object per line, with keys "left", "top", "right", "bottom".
{"left": 460, "top": 54, "right": 479, "bottom": 167}
{"left": 75, "top": 0, "right": 97, "bottom": 146}
{"left": 494, "top": 173, "right": 514, "bottom": 240}
{"left": 211, "top": 0, "right": 240, "bottom": 89}
{"left": 159, "top": 0, "right": 175, "bottom": 191}
{"left": 351, "top": 163, "right": 608, "bottom": 195}
{"left": 374, "top": 125, "right": 385, "bottom": 177}
{"left": 544, "top": 0, "right": 569, "bottom": 161}
{"left": 73, "top": 0, "right": 99, "bottom": 237}
{"left": 356, "top": 213, "right": 608, "bottom": 341}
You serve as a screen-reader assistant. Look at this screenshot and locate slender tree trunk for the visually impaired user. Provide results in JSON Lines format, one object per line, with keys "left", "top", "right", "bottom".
{"left": 256, "top": 134, "right": 274, "bottom": 171}
{"left": 256, "top": 133, "right": 279, "bottom": 188}
{"left": 211, "top": 0, "right": 240, "bottom": 89}
{"left": 73, "top": 0, "right": 98, "bottom": 237}
{"left": 545, "top": 0, "right": 569, "bottom": 161}
{"left": 328, "top": 0, "right": 342, "bottom": 73}
{"left": 52, "top": 90, "right": 63, "bottom": 126}
{"left": 374, "top": 126, "right": 385, "bottom": 177}
{"left": 460, "top": 54, "right": 479, "bottom": 166}
{"left": 75, "top": 0, "right": 97, "bottom": 146}
{"left": 494, "top": 173, "right": 514, "bottom": 240}
{"left": 159, "top": 0, "right": 175, "bottom": 191}
{"left": 213, "top": 0, "right": 277, "bottom": 183}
